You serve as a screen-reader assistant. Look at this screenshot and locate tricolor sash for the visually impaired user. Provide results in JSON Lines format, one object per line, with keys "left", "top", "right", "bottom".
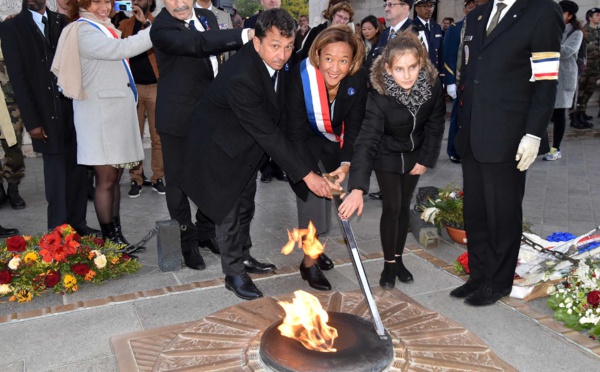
{"left": 529, "top": 52, "right": 560, "bottom": 82}
{"left": 77, "top": 18, "right": 138, "bottom": 102}
{"left": 300, "top": 58, "right": 343, "bottom": 147}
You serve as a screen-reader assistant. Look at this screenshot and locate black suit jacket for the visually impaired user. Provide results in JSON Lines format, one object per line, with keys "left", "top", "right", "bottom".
{"left": 150, "top": 8, "right": 244, "bottom": 137}
{"left": 181, "top": 43, "right": 312, "bottom": 224}
{"left": 0, "top": 8, "right": 70, "bottom": 154}
{"left": 285, "top": 63, "right": 368, "bottom": 200}
{"left": 456, "top": 0, "right": 563, "bottom": 163}
{"left": 412, "top": 18, "right": 444, "bottom": 74}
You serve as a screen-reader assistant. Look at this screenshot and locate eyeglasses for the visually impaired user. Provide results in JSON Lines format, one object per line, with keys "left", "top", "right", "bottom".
{"left": 383, "top": 2, "right": 406, "bottom": 8}
{"left": 334, "top": 13, "right": 350, "bottom": 22}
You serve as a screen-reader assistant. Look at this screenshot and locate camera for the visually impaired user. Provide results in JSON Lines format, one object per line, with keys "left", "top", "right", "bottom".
{"left": 114, "top": 0, "right": 133, "bottom": 12}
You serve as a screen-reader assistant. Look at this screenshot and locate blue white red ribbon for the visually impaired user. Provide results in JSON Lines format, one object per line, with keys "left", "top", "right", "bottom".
{"left": 299, "top": 58, "right": 343, "bottom": 146}
{"left": 77, "top": 18, "right": 138, "bottom": 102}
{"left": 529, "top": 52, "right": 560, "bottom": 82}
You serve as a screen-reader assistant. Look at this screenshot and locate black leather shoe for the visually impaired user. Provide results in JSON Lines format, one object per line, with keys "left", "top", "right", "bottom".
{"left": 243, "top": 256, "right": 276, "bottom": 274}
{"left": 0, "top": 224, "right": 19, "bottom": 238}
{"left": 464, "top": 286, "right": 512, "bottom": 307}
{"left": 379, "top": 262, "right": 396, "bottom": 289}
{"left": 395, "top": 261, "right": 414, "bottom": 283}
{"left": 275, "top": 172, "right": 288, "bottom": 181}
{"left": 183, "top": 248, "right": 206, "bottom": 270}
{"left": 368, "top": 191, "right": 382, "bottom": 200}
{"left": 316, "top": 253, "right": 334, "bottom": 270}
{"left": 225, "top": 273, "right": 263, "bottom": 300}
{"left": 7, "top": 183, "right": 25, "bottom": 210}
{"left": 299, "top": 262, "right": 331, "bottom": 291}
{"left": 260, "top": 174, "right": 272, "bottom": 183}
{"left": 450, "top": 279, "right": 480, "bottom": 298}
{"left": 449, "top": 155, "right": 461, "bottom": 164}
{"left": 74, "top": 225, "right": 101, "bottom": 237}
{"left": 198, "top": 237, "right": 220, "bottom": 254}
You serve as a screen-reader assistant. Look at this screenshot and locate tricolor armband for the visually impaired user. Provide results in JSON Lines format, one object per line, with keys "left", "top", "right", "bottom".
{"left": 529, "top": 52, "right": 560, "bottom": 82}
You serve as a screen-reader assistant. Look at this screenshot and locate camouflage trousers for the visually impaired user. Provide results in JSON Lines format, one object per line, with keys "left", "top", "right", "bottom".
{"left": 575, "top": 65, "right": 600, "bottom": 112}
{"left": 0, "top": 103, "right": 25, "bottom": 184}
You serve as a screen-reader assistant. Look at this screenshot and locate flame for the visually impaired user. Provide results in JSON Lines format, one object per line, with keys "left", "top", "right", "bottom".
{"left": 281, "top": 221, "right": 325, "bottom": 260}
{"left": 277, "top": 290, "right": 338, "bottom": 352}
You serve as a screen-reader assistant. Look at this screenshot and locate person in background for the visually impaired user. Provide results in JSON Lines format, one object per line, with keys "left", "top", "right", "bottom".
{"left": 570, "top": 7, "right": 600, "bottom": 128}
{"left": 286, "top": 25, "right": 367, "bottom": 291}
{"left": 544, "top": 1, "right": 583, "bottom": 161}
{"left": 360, "top": 15, "right": 382, "bottom": 62}
{"left": 231, "top": 5, "right": 243, "bottom": 28}
{"left": 441, "top": 17, "right": 453, "bottom": 35}
{"left": 295, "top": 14, "right": 311, "bottom": 51}
{"left": 52, "top": 0, "right": 153, "bottom": 248}
{"left": 412, "top": 0, "right": 444, "bottom": 77}
{"left": 338, "top": 32, "right": 445, "bottom": 289}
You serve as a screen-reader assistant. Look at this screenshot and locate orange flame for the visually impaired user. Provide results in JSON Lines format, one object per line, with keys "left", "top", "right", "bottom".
{"left": 277, "top": 290, "right": 338, "bottom": 352}
{"left": 281, "top": 221, "right": 325, "bottom": 260}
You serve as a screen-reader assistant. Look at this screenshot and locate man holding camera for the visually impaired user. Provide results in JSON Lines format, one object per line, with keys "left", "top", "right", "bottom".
{"left": 118, "top": 0, "right": 166, "bottom": 199}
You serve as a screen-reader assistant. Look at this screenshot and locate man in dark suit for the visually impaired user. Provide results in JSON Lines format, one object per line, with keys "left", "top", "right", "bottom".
{"left": 1, "top": 0, "right": 94, "bottom": 234}
{"left": 181, "top": 9, "right": 335, "bottom": 300}
{"left": 412, "top": 0, "right": 444, "bottom": 75}
{"left": 150, "top": 0, "right": 250, "bottom": 270}
{"left": 452, "top": 0, "right": 563, "bottom": 306}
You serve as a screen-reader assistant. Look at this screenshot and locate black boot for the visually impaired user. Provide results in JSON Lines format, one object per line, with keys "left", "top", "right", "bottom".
{"left": 316, "top": 253, "right": 334, "bottom": 270}
{"left": 7, "top": 183, "right": 25, "bottom": 209}
{"left": 0, "top": 224, "right": 19, "bottom": 238}
{"left": 113, "top": 216, "right": 145, "bottom": 253}
{"left": 100, "top": 222, "right": 117, "bottom": 241}
{"left": 379, "top": 262, "right": 396, "bottom": 289}
{"left": 0, "top": 183, "right": 7, "bottom": 205}
{"left": 578, "top": 111, "right": 593, "bottom": 128}
{"left": 299, "top": 261, "right": 331, "bottom": 291}
{"left": 395, "top": 256, "right": 414, "bottom": 283}
{"left": 571, "top": 112, "right": 588, "bottom": 129}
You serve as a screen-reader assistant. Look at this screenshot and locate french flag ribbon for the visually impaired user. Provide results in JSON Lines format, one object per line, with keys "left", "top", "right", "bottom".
{"left": 299, "top": 58, "right": 344, "bottom": 147}
{"left": 529, "top": 52, "right": 560, "bottom": 82}
{"left": 77, "top": 18, "right": 138, "bottom": 102}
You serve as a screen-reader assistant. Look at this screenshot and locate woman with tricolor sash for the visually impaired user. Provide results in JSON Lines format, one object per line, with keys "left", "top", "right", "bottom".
{"left": 286, "top": 25, "right": 367, "bottom": 291}
{"left": 338, "top": 32, "right": 445, "bottom": 289}
{"left": 51, "top": 0, "right": 152, "bottom": 251}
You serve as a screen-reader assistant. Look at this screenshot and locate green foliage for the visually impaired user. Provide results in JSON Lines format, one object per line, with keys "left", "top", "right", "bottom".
{"left": 281, "top": 0, "right": 309, "bottom": 20}
{"left": 234, "top": 0, "right": 262, "bottom": 19}
{"left": 233, "top": 0, "right": 309, "bottom": 22}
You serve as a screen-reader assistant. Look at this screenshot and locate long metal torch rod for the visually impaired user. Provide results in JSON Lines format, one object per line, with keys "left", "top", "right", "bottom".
{"left": 332, "top": 194, "right": 387, "bottom": 339}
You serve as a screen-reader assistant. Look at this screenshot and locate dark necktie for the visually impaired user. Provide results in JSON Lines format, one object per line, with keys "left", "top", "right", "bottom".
{"left": 387, "top": 28, "right": 397, "bottom": 41}
{"left": 272, "top": 71, "right": 278, "bottom": 92}
{"left": 188, "top": 20, "right": 198, "bottom": 31}
{"left": 426, "top": 22, "right": 430, "bottom": 32}
{"left": 42, "top": 16, "right": 50, "bottom": 43}
{"left": 487, "top": 2, "right": 507, "bottom": 35}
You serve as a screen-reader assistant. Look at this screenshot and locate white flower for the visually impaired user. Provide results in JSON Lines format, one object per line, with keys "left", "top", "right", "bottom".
{"left": 0, "top": 284, "right": 12, "bottom": 295}
{"left": 8, "top": 257, "right": 21, "bottom": 270}
{"left": 449, "top": 191, "right": 457, "bottom": 199}
{"left": 567, "top": 309, "right": 572, "bottom": 314}
{"left": 91, "top": 250, "right": 102, "bottom": 257}
{"left": 94, "top": 254, "right": 107, "bottom": 269}
{"left": 420, "top": 207, "right": 439, "bottom": 223}
{"left": 546, "top": 286, "right": 556, "bottom": 295}
{"left": 559, "top": 303, "right": 565, "bottom": 308}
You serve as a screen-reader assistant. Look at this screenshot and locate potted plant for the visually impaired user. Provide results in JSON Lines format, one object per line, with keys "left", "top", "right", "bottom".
{"left": 419, "top": 184, "right": 467, "bottom": 245}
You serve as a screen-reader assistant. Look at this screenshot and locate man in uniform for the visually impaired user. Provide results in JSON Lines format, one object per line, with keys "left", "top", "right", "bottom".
{"left": 412, "top": 0, "right": 444, "bottom": 75}
{"left": 452, "top": 0, "right": 563, "bottom": 306}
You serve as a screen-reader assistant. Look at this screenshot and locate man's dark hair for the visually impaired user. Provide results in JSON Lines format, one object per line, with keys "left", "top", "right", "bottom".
{"left": 255, "top": 8, "right": 296, "bottom": 39}
{"left": 149, "top": 0, "right": 156, "bottom": 13}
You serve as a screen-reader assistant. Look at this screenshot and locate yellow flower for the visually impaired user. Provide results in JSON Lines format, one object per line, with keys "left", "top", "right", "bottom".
{"left": 8, "top": 257, "right": 21, "bottom": 270}
{"left": 63, "top": 274, "right": 77, "bottom": 288}
{"left": 0, "top": 284, "right": 12, "bottom": 295}
{"left": 23, "top": 252, "right": 38, "bottom": 263}
{"left": 94, "top": 254, "right": 107, "bottom": 269}
{"left": 17, "top": 289, "right": 32, "bottom": 302}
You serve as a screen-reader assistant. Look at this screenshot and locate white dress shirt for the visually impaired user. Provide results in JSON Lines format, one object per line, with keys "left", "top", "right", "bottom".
{"left": 486, "top": 0, "right": 517, "bottom": 29}
{"left": 28, "top": 9, "right": 48, "bottom": 36}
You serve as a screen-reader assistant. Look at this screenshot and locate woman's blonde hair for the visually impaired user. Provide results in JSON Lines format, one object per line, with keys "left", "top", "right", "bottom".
{"left": 308, "top": 24, "right": 365, "bottom": 76}
{"left": 382, "top": 30, "right": 438, "bottom": 84}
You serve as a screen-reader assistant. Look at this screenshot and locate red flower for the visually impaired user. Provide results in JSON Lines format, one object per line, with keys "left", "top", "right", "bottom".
{"left": 6, "top": 235, "right": 26, "bottom": 252}
{"left": 55, "top": 224, "right": 71, "bottom": 236}
{"left": 70, "top": 263, "right": 90, "bottom": 276}
{"left": 587, "top": 290, "right": 600, "bottom": 308}
{"left": 93, "top": 237, "right": 105, "bottom": 247}
{"left": 63, "top": 233, "right": 80, "bottom": 257}
{"left": 73, "top": 233, "right": 82, "bottom": 243}
{"left": 44, "top": 271, "right": 61, "bottom": 288}
{"left": 457, "top": 252, "right": 470, "bottom": 274}
{"left": 0, "top": 270, "right": 12, "bottom": 284}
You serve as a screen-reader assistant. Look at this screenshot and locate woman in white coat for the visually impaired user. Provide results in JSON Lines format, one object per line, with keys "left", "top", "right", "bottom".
{"left": 52, "top": 0, "right": 152, "bottom": 247}
{"left": 544, "top": 0, "right": 583, "bottom": 161}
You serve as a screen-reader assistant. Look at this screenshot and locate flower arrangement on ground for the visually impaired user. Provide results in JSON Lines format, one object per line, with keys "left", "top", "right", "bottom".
{"left": 547, "top": 260, "right": 600, "bottom": 339}
{"left": 420, "top": 183, "right": 464, "bottom": 232}
{"left": 0, "top": 224, "right": 140, "bottom": 302}
{"left": 454, "top": 252, "right": 470, "bottom": 275}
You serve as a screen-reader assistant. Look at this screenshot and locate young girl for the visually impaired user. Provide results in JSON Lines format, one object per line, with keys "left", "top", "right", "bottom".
{"left": 336, "top": 32, "right": 445, "bottom": 288}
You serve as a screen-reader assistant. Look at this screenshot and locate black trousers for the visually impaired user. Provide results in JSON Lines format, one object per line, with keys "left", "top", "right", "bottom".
{"left": 375, "top": 170, "right": 420, "bottom": 262}
{"left": 216, "top": 174, "right": 257, "bottom": 276}
{"left": 159, "top": 132, "right": 212, "bottom": 253}
{"left": 461, "top": 149, "right": 526, "bottom": 290}
{"left": 43, "top": 100, "right": 88, "bottom": 230}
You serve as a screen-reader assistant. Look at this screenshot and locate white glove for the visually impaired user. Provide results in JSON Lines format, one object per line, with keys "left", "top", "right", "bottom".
{"left": 515, "top": 135, "right": 541, "bottom": 171}
{"left": 447, "top": 84, "right": 457, "bottom": 99}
